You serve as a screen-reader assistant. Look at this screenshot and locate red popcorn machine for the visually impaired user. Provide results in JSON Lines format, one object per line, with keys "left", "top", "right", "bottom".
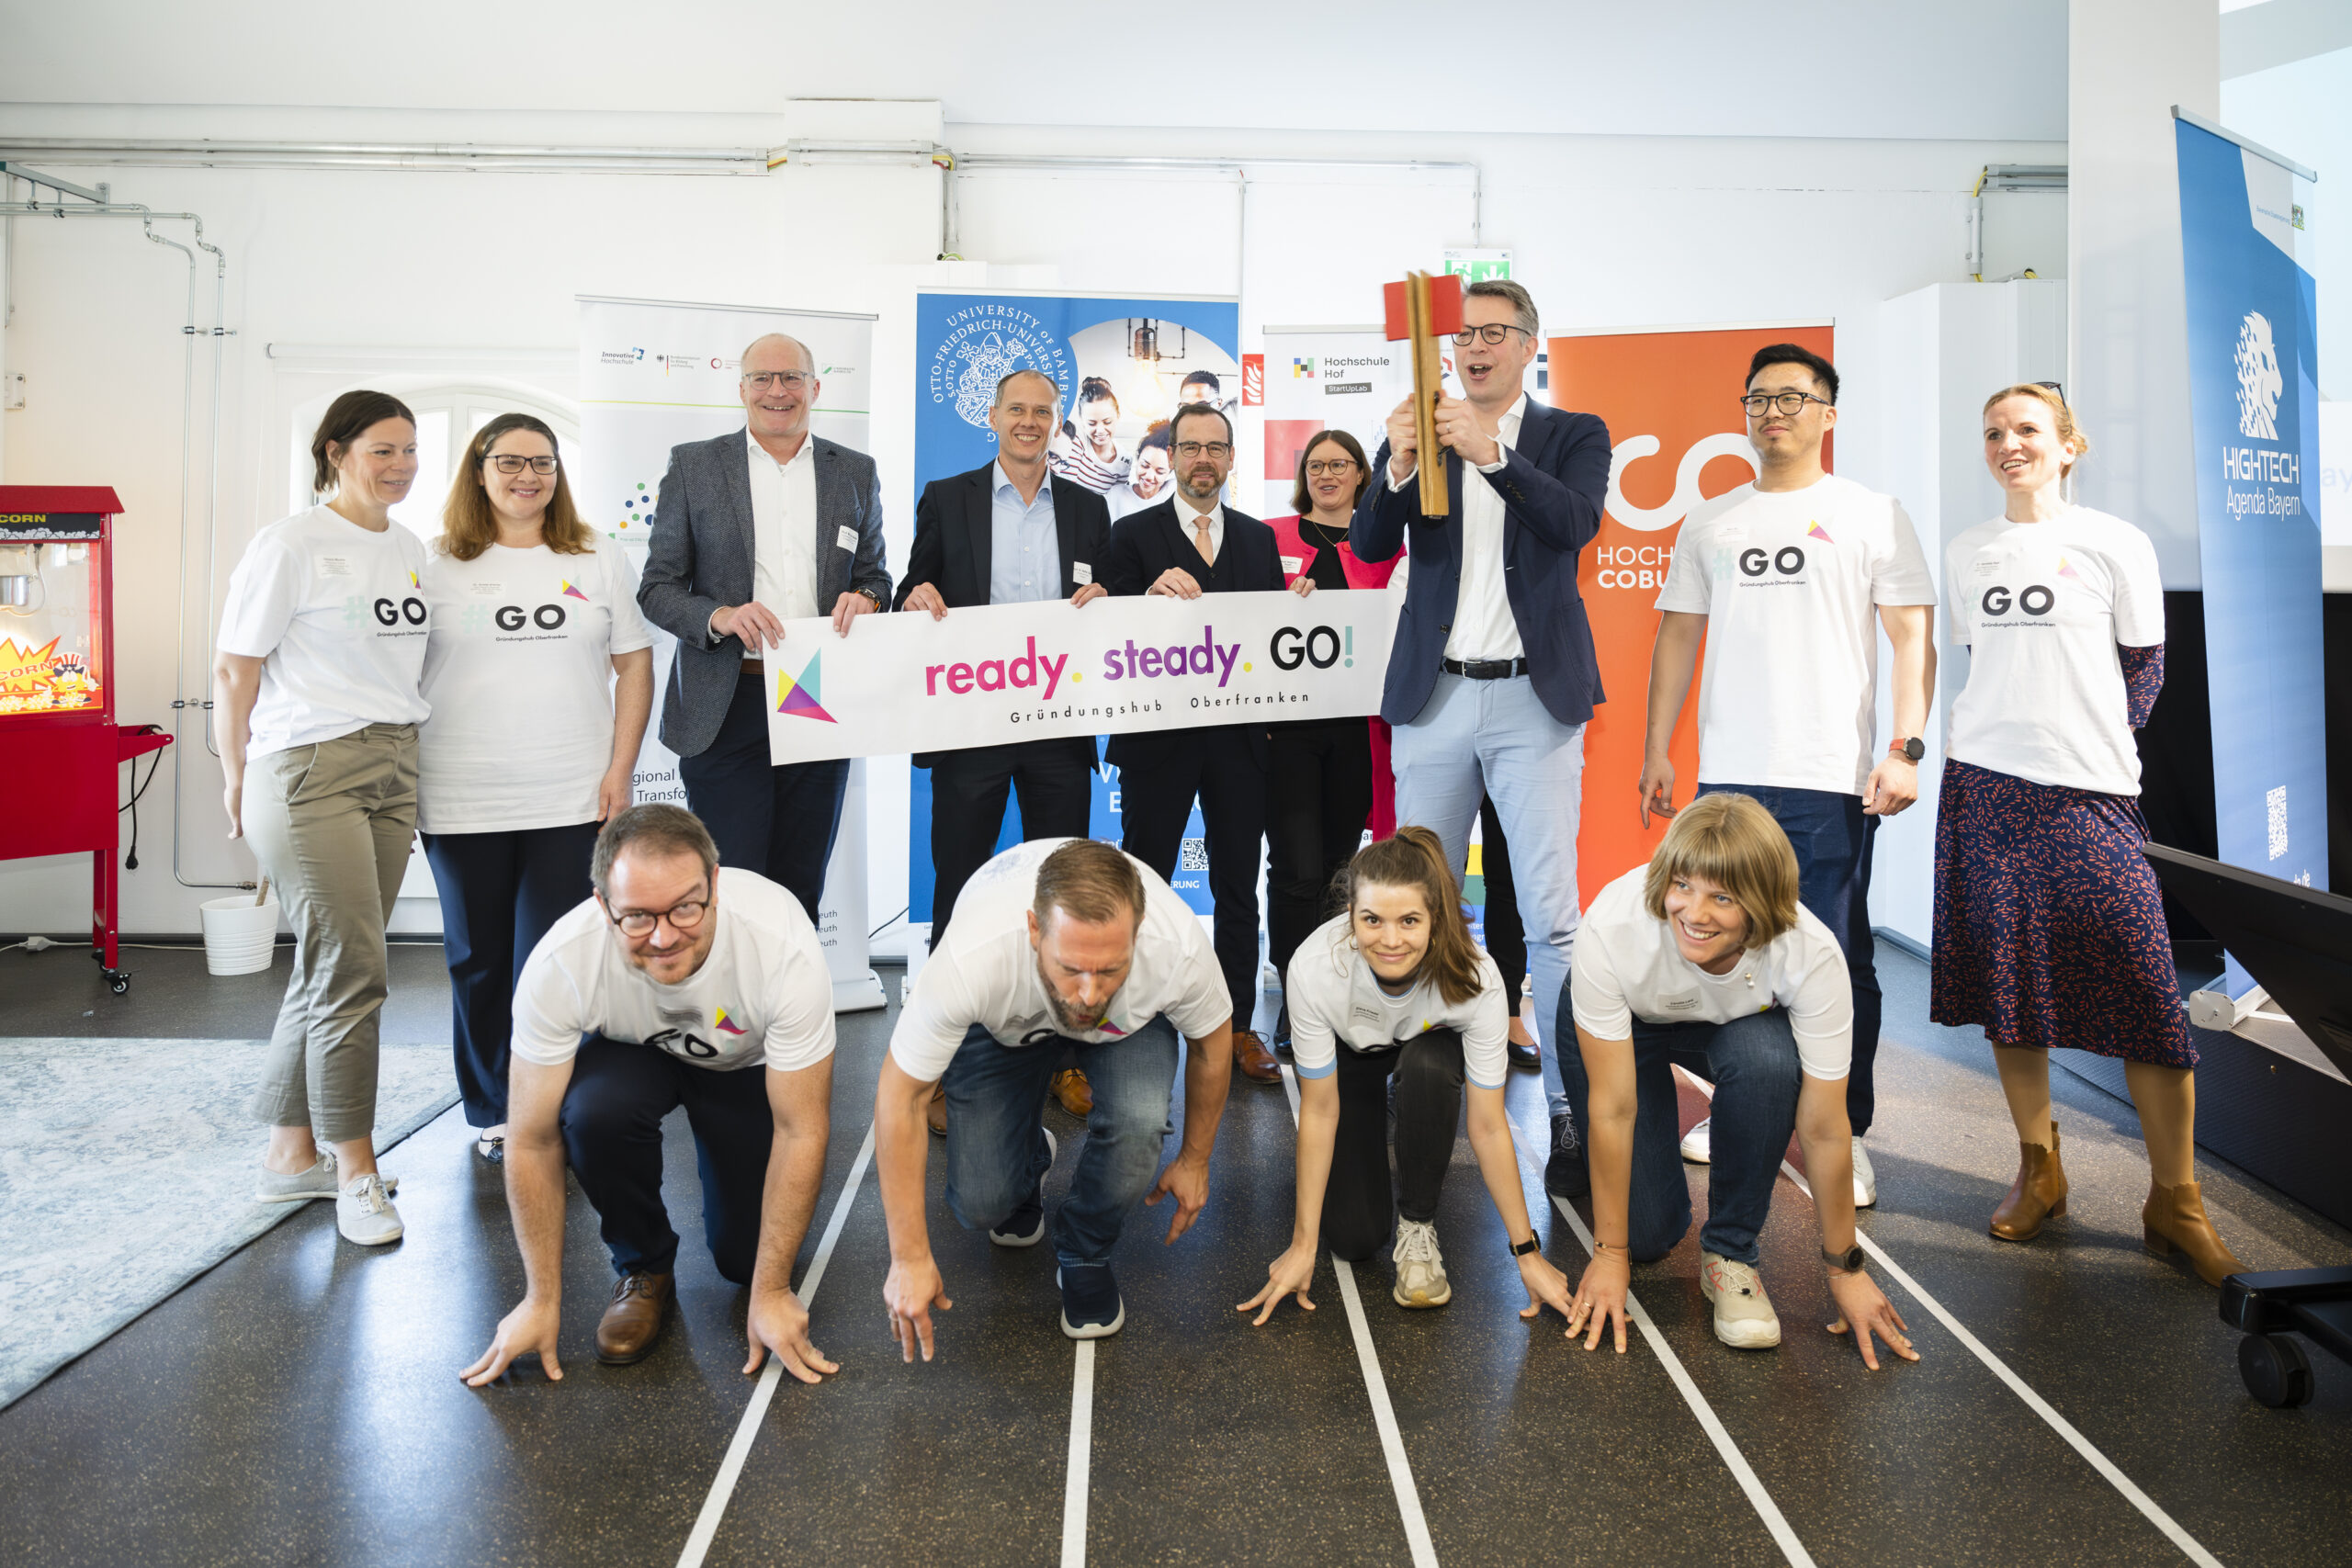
{"left": 0, "top": 486, "right": 172, "bottom": 993}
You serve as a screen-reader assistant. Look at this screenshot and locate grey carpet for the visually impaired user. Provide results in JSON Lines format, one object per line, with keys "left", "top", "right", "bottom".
{"left": 0, "top": 1037, "right": 459, "bottom": 1410}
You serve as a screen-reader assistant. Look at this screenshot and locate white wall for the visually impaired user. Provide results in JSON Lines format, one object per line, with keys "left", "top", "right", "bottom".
{"left": 0, "top": 102, "right": 2065, "bottom": 936}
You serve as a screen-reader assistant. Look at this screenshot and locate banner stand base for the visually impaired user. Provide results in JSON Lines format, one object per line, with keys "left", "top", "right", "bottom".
{"left": 834, "top": 970, "right": 888, "bottom": 1014}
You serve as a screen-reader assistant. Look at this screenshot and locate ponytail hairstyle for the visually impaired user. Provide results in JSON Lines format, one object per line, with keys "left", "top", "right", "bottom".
{"left": 1334, "top": 824, "right": 1487, "bottom": 1007}
{"left": 309, "top": 389, "right": 416, "bottom": 496}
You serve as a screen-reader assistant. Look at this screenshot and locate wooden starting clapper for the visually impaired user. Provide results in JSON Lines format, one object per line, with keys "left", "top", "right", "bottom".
{"left": 1382, "top": 269, "right": 1464, "bottom": 518}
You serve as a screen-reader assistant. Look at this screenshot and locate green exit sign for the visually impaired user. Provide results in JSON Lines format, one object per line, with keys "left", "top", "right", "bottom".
{"left": 1442, "top": 248, "right": 1511, "bottom": 283}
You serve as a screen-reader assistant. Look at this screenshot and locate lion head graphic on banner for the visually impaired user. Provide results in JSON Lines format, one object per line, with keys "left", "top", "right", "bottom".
{"left": 2234, "top": 310, "right": 2283, "bottom": 442}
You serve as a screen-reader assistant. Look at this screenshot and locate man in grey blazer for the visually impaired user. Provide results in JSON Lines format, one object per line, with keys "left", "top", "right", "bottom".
{"left": 638, "top": 333, "right": 891, "bottom": 921}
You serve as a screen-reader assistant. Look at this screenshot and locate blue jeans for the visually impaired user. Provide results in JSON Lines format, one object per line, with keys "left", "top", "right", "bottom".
{"left": 1555, "top": 998, "right": 1803, "bottom": 1266}
{"left": 1391, "top": 671, "right": 1584, "bottom": 1118}
{"left": 940, "top": 1016, "right": 1180, "bottom": 1270}
{"left": 1695, "top": 782, "right": 1882, "bottom": 1135}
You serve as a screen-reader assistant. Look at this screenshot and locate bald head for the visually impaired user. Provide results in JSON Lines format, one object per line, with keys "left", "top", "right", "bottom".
{"left": 740, "top": 334, "right": 819, "bottom": 455}
{"left": 742, "top": 333, "right": 814, "bottom": 373}
{"left": 993, "top": 368, "right": 1060, "bottom": 412}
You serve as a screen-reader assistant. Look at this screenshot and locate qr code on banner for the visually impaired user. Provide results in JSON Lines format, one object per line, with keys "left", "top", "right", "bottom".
{"left": 2267, "top": 785, "right": 2290, "bottom": 860}
{"left": 1180, "top": 838, "right": 1209, "bottom": 872}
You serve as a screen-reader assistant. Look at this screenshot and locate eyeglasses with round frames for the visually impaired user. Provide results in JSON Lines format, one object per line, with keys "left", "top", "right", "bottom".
{"left": 485, "top": 454, "right": 560, "bottom": 476}
{"left": 1451, "top": 323, "right": 1533, "bottom": 347}
{"left": 1173, "top": 441, "right": 1232, "bottom": 460}
{"left": 1304, "top": 457, "right": 1357, "bottom": 476}
{"left": 1739, "top": 390, "right": 1833, "bottom": 418}
{"left": 604, "top": 895, "right": 710, "bottom": 939}
{"left": 742, "top": 370, "right": 813, "bottom": 393}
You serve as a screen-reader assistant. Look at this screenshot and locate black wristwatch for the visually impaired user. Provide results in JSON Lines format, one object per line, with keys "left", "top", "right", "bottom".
{"left": 1509, "top": 1235, "right": 1542, "bottom": 1259}
{"left": 1823, "top": 1243, "right": 1866, "bottom": 1275}
{"left": 854, "top": 585, "right": 884, "bottom": 610}
{"left": 1890, "top": 736, "right": 1925, "bottom": 763}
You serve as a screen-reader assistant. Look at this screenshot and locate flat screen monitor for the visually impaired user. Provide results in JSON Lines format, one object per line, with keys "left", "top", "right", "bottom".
{"left": 2144, "top": 842, "right": 2352, "bottom": 1080}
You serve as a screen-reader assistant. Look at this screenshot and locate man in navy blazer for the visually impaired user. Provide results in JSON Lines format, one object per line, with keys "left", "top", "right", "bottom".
{"left": 1099, "top": 402, "right": 1284, "bottom": 1085}
{"left": 638, "top": 333, "right": 891, "bottom": 922}
{"left": 1351, "top": 278, "right": 1609, "bottom": 1198}
{"left": 898, "top": 369, "right": 1113, "bottom": 942}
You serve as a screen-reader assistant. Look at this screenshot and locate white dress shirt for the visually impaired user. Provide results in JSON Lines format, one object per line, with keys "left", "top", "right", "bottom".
{"left": 1390, "top": 391, "right": 1527, "bottom": 660}
{"left": 747, "top": 428, "right": 820, "bottom": 625}
{"left": 1172, "top": 493, "right": 1225, "bottom": 564}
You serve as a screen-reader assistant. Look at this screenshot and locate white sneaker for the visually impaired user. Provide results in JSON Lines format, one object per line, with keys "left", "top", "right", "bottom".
{"left": 255, "top": 1151, "right": 396, "bottom": 1204}
{"left": 1392, "top": 1218, "right": 1452, "bottom": 1308}
{"left": 1680, "top": 1116, "right": 1712, "bottom": 1164}
{"left": 1851, "top": 1135, "right": 1878, "bottom": 1209}
{"left": 336, "top": 1172, "right": 404, "bottom": 1246}
{"left": 1699, "top": 1252, "right": 1781, "bottom": 1348}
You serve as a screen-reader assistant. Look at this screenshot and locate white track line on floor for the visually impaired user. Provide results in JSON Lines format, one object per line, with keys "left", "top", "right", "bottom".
{"left": 675, "top": 1119, "right": 878, "bottom": 1568}
{"left": 1061, "top": 1340, "right": 1096, "bottom": 1568}
{"left": 1279, "top": 1067, "right": 1440, "bottom": 1568}
{"left": 1544, "top": 1194, "right": 1819, "bottom": 1568}
{"left": 1673, "top": 1066, "right": 2225, "bottom": 1568}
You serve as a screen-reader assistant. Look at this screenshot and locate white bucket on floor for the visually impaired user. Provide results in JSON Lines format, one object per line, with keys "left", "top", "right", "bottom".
{"left": 199, "top": 896, "right": 280, "bottom": 976}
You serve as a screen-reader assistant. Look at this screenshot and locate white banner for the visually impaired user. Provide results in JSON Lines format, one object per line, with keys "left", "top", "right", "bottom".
{"left": 576, "top": 295, "right": 884, "bottom": 1010}
{"left": 759, "top": 589, "right": 1399, "bottom": 765}
{"left": 1257, "top": 324, "right": 1443, "bottom": 518}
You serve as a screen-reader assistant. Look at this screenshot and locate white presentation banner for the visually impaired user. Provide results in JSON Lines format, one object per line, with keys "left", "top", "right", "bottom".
{"left": 576, "top": 294, "right": 884, "bottom": 1010}
{"left": 758, "top": 589, "right": 1398, "bottom": 765}
{"left": 1257, "top": 324, "right": 1445, "bottom": 519}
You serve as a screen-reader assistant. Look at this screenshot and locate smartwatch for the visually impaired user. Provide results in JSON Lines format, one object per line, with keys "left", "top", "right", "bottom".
{"left": 1889, "top": 737, "right": 1926, "bottom": 763}
{"left": 1823, "top": 1243, "right": 1866, "bottom": 1275}
{"left": 1509, "top": 1235, "right": 1542, "bottom": 1259}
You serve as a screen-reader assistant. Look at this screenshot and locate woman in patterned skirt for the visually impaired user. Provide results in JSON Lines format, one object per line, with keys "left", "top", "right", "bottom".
{"left": 1931, "top": 382, "right": 2243, "bottom": 1285}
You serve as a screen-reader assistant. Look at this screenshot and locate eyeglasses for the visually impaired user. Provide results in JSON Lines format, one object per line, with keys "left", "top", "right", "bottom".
{"left": 1174, "top": 441, "right": 1232, "bottom": 460}
{"left": 1451, "top": 323, "right": 1532, "bottom": 347}
{"left": 1739, "top": 391, "right": 1833, "bottom": 418}
{"left": 2032, "top": 379, "right": 2065, "bottom": 397}
{"left": 1305, "top": 458, "right": 1356, "bottom": 476}
{"left": 485, "top": 455, "right": 560, "bottom": 476}
{"left": 604, "top": 895, "right": 709, "bottom": 939}
{"left": 742, "top": 370, "right": 813, "bottom": 393}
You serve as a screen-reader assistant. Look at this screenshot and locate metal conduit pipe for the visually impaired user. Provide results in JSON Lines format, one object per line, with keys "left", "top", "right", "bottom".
{"left": 0, "top": 139, "right": 772, "bottom": 175}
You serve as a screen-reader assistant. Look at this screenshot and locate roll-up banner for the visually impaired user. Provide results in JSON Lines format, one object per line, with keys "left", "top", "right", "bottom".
{"left": 1547, "top": 323, "right": 1834, "bottom": 906}
{"left": 2174, "top": 115, "right": 2331, "bottom": 999}
{"left": 575, "top": 294, "right": 885, "bottom": 1010}
{"left": 908, "top": 289, "right": 1241, "bottom": 922}
{"left": 1253, "top": 325, "right": 1432, "bottom": 522}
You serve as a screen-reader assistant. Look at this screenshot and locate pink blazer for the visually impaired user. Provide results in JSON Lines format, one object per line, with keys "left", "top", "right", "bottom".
{"left": 1266, "top": 514, "right": 1400, "bottom": 840}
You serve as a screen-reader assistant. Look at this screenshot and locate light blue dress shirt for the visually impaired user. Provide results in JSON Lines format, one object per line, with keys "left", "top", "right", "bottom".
{"left": 988, "top": 460, "right": 1062, "bottom": 605}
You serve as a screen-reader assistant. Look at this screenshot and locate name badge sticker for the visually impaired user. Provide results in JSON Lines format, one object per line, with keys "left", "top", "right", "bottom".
{"left": 836, "top": 525, "right": 859, "bottom": 553}
{"left": 1072, "top": 561, "right": 1092, "bottom": 585}
{"left": 317, "top": 556, "right": 353, "bottom": 579}
{"left": 1281, "top": 555, "right": 1303, "bottom": 575}
{"left": 468, "top": 581, "right": 503, "bottom": 597}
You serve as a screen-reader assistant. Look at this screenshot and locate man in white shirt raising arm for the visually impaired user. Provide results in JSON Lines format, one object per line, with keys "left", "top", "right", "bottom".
{"left": 461, "top": 805, "right": 838, "bottom": 1387}
{"left": 875, "top": 838, "right": 1238, "bottom": 1352}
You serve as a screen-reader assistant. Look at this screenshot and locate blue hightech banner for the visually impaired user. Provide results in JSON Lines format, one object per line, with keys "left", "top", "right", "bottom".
{"left": 908, "top": 289, "right": 1242, "bottom": 923}
{"left": 2175, "top": 117, "right": 2329, "bottom": 995}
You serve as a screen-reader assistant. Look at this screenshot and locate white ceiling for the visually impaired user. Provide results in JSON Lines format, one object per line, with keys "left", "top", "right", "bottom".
{"left": 0, "top": 0, "right": 2074, "bottom": 142}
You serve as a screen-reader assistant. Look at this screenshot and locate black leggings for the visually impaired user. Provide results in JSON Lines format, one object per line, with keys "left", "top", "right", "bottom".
{"left": 1321, "top": 1029, "right": 1465, "bottom": 1262}
{"left": 1478, "top": 796, "right": 1527, "bottom": 1014}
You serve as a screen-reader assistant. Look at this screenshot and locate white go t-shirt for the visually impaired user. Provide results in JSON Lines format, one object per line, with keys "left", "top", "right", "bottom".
{"left": 1655, "top": 475, "right": 1936, "bottom": 795}
{"left": 1568, "top": 866, "right": 1852, "bottom": 1080}
{"left": 215, "top": 506, "right": 433, "bottom": 758}
{"left": 888, "top": 838, "right": 1232, "bottom": 1084}
{"left": 1283, "top": 914, "right": 1512, "bottom": 1090}
{"left": 510, "top": 868, "right": 835, "bottom": 1074}
{"left": 1943, "top": 506, "right": 2165, "bottom": 797}
{"left": 417, "top": 536, "right": 655, "bottom": 834}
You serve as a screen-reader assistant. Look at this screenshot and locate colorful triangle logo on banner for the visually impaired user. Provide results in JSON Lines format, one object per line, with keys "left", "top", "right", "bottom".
{"left": 1806, "top": 522, "right": 1833, "bottom": 543}
{"left": 560, "top": 578, "right": 590, "bottom": 601}
{"left": 714, "top": 1007, "right": 747, "bottom": 1036}
{"left": 775, "top": 650, "right": 837, "bottom": 723}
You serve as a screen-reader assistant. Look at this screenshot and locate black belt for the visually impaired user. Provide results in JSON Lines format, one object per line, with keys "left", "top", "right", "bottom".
{"left": 1442, "top": 657, "right": 1529, "bottom": 680}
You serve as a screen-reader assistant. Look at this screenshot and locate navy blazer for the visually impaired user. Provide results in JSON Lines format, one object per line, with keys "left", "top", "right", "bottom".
{"left": 1098, "top": 498, "right": 1283, "bottom": 771}
{"left": 1350, "top": 398, "right": 1611, "bottom": 728}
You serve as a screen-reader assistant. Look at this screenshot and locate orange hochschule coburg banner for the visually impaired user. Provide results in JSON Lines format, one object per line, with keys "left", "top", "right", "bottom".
{"left": 1548, "top": 321, "right": 1835, "bottom": 908}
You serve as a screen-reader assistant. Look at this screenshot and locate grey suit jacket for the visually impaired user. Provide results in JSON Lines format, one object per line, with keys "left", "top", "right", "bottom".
{"left": 637, "top": 428, "right": 892, "bottom": 759}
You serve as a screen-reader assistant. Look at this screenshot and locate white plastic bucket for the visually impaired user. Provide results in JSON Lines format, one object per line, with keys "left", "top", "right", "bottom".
{"left": 199, "top": 896, "right": 281, "bottom": 976}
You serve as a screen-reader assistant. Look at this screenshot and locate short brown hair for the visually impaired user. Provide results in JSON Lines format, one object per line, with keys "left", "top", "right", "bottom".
{"left": 1641, "top": 794, "right": 1801, "bottom": 950}
{"left": 1464, "top": 277, "right": 1539, "bottom": 337}
{"left": 1983, "top": 382, "right": 2093, "bottom": 475}
{"left": 1337, "top": 825, "right": 1486, "bottom": 1007}
{"left": 1290, "top": 429, "right": 1371, "bottom": 516}
{"left": 593, "top": 804, "right": 718, "bottom": 897}
{"left": 1034, "top": 839, "right": 1146, "bottom": 933}
{"left": 310, "top": 389, "right": 416, "bottom": 495}
{"left": 439, "top": 413, "right": 594, "bottom": 562}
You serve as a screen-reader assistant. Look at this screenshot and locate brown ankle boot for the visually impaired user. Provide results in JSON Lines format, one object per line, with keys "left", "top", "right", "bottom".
{"left": 2143, "top": 1180, "right": 2247, "bottom": 1286}
{"left": 1989, "top": 1122, "right": 2068, "bottom": 1241}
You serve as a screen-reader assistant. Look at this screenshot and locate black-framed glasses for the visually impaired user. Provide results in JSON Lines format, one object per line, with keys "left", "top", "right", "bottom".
{"left": 2031, "top": 379, "right": 2065, "bottom": 397}
{"left": 1174, "top": 441, "right": 1232, "bottom": 459}
{"left": 603, "top": 894, "right": 710, "bottom": 939}
{"left": 1739, "top": 390, "right": 1833, "bottom": 418}
{"left": 485, "top": 455, "right": 560, "bottom": 476}
{"left": 1305, "top": 457, "right": 1356, "bottom": 476}
{"left": 742, "top": 370, "right": 813, "bottom": 392}
{"left": 1450, "top": 323, "right": 1532, "bottom": 347}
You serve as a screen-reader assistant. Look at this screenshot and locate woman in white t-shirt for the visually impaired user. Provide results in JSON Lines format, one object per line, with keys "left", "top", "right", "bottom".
{"left": 418, "top": 413, "right": 655, "bottom": 1163}
{"left": 213, "top": 389, "right": 431, "bottom": 1247}
{"left": 1046, "top": 377, "right": 1130, "bottom": 493}
{"left": 1931, "top": 383, "right": 2243, "bottom": 1285}
{"left": 1563, "top": 794, "right": 1916, "bottom": 1368}
{"left": 1241, "top": 827, "right": 1576, "bottom": 1324}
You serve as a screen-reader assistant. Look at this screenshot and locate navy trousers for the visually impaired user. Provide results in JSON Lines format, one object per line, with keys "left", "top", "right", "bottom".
{"left": 680, "top": 671, "right": 851, "bottom": 922}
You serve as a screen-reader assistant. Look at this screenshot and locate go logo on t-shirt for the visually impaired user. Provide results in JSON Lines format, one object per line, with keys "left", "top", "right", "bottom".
{"left": 1980, "top": 581, "right": 2057, "bottom": 620}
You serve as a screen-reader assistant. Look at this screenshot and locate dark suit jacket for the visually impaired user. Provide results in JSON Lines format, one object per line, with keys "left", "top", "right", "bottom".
{"left": 896, "top": 461, "right": 1111, "bottom": 768}
{"left": 636, "top": 429, "right": 892, "bottom": 758}
{"left": 1350, "top": 398, "right": 1610, "bottom": 728}
{"left": 1099, "top": 498, "right": 1283, "bottom": 772}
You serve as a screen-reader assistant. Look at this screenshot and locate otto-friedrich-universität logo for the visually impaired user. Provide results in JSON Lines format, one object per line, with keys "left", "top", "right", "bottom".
{"left": 926, "top": 303, "right": 1071, "bottom": 430}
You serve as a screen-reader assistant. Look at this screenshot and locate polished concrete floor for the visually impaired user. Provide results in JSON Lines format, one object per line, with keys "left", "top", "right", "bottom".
{"left": 3, "top": 939, "right": 2350, "bottom": 1567}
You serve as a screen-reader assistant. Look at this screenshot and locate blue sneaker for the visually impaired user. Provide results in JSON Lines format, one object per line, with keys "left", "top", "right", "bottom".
{"left": 1057, "top": 1263, "right": 1125, "bottom": 1339}
{"left": 989, "top": 1126, "right": 1057, "bottom": 1247}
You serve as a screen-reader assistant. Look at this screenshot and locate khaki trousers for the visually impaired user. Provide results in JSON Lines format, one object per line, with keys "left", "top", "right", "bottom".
{"left": 243, "top": 724, "right": 419, "bottom": 1143}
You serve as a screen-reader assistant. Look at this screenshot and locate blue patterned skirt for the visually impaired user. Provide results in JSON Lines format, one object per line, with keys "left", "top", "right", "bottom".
{"left": 1929, "top": 759, "right": 2197, "bottom": 1066}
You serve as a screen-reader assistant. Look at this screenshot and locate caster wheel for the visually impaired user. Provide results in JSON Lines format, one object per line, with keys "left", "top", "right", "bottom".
{"left": 2239, "top": 1334, "right": 2314, "bottom": 1408}
{"left": 104, "top": 969, "right": 130, "bottom": 995}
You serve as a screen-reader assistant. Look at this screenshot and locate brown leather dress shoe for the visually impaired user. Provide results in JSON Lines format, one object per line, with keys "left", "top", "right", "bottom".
{"left": 595, "top": 1271, "right": 674, "bottom": 1365}
{"left": 1052, "top": 1068, "right": 1093, "bottom": 1118}
{"left": 2143, "top": 1179, "right": 2247, "bottom": 1286}
{"left": 1989, "top": 1122, "right": 2068, "bottom": 1242}
{"left": 925, "top": 1081, "right": 947, "bottom": 1137}
{"left": 1233, "top": 1029, "right": 1282, "bottom": 1084}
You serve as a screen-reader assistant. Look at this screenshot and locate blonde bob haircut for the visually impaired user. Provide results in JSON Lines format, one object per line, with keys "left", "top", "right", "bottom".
{"left": 440, "top": 412, "right": 595, "bottom": 563}
{"left": 1641, "top": 793, "right": 1802, "bottom": 950}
